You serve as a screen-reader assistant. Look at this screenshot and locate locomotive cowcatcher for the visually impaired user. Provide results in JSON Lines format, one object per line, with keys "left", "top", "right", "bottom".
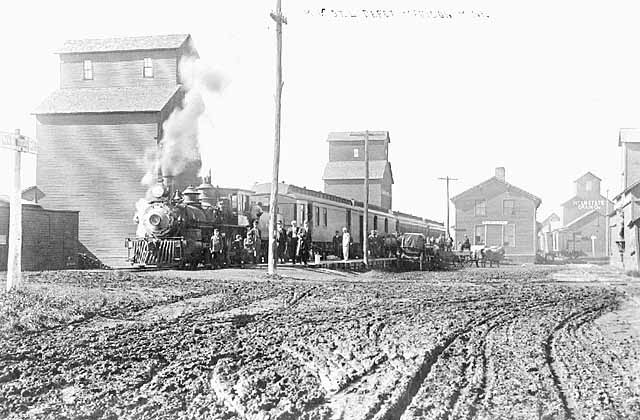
{"left": 125, "top": 174, "right": 259, "bottom": 268}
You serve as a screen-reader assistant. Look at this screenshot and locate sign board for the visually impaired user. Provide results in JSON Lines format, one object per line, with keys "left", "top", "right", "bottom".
{"left": 572, "top": 199, "right": 606, "bottom": 210}
{"left": 482, "top": 220, "right": 508, "bottom": 225}
{"left": 0, "top": 132, "right": 37, "bottom": 154}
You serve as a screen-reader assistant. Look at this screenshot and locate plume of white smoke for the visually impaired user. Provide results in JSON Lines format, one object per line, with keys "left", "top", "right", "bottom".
{"left": 135, "top": 56, "right": 228, "bottom": 232}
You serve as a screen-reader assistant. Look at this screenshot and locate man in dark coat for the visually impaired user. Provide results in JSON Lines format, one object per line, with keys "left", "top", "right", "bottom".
{"left": 276, "top": 220, "right": 287, "bottom": 263}
{"left": 287, "top": 221, "right": 299, "bottom": 264}
{"left": 297, "top": 221, "right": 312, "bottom": 265}
{"left": 332, "top": 231, "right": 342, "bottom": 258}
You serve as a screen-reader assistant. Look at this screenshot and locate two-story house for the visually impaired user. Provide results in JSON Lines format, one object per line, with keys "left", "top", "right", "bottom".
{"left": 33, "top": 34, "right": 198, "bottom": 267}
{"left": 451, "top": 167, "right": 541, "bottom": 263}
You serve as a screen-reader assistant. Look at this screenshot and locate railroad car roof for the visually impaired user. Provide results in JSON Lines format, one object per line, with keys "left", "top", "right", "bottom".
{"left": 33, "top": 86, "right": 180, "bottom": 114}
{"left": 56, "top": 34, "right": 191, "bottom": 54}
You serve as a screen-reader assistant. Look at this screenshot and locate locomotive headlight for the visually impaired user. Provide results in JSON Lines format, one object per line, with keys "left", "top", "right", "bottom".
{"left": 150, "top": 184, "right": 165, "bottom": 199}
{"left": 149, "top": 214, "right": 162, "bottom": 226}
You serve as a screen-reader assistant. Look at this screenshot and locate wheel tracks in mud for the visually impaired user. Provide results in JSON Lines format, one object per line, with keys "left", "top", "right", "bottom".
{"left": 357, "top": 299, "right": 565, "bottom": 420}
{"left": 542, "top": 301, "right": 618, "bottom": 420}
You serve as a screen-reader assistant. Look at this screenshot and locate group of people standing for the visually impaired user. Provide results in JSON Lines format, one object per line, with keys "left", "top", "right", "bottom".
{"left": 275, "top": 220, "right": 313, "bottom": 265}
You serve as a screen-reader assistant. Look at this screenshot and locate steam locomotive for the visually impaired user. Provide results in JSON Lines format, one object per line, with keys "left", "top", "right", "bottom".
{"left": 125, "top": 175, "right": 259, "bottom": 268}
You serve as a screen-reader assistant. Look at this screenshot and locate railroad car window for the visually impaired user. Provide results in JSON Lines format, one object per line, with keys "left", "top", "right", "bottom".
{"left": 315, "top": 207, "right": 320, "bottom": 226}
{"left": 503, "top": 199, "right": 515, "bottom": 216}
{"left": 323, "top": 208, "right": 327, "bottom": 226}
{"left": 474, "top": 200, "right": 486, "bottom": 216}
{"left": 353, "top": 148, "right": 359, "bottom": 158}
{"left": 143, "top": 58, "right": 154, "bottom": 78}
{"left": 83, "top": 60, "right": 93, "bottom": 80}
{"left": 231, "top": 195, "right": 238, "bottom": 209}
{"left": 373, "top": 216, "right": 378, "bottom": 231}
{"left": 384, "top": 218, "right": 388, "bottom": 233}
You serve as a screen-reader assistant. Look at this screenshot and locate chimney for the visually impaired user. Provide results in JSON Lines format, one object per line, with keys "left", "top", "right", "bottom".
{"left": 495, "top": 167, "right": 506, "bottom": 182}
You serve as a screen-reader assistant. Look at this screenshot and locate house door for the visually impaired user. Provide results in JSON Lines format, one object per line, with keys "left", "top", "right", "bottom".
{"left": 486, "top": 225, "right": 502, "bottom": 247}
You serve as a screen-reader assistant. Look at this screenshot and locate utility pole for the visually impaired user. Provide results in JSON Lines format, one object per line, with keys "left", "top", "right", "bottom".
{"left": 605, "top": 189, "right": 610, "bottom": 258}
{"left": 1, "top": 130, "right": 36, "bottom": 291}
{"left": 349, "top": 131, "right": 370, "bottom": 266}
{"left": 268, "top": 0, "right": 287, "bottom": 275}
{"left": 437, "top": 176, "right": 458, "bottom": 240}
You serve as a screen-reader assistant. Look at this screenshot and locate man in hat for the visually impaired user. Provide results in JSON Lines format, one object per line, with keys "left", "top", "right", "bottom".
{"left": 287, "top": 221, "right": 299, "bottom": 264}
{"left": 342, "top": 227, "right": 352, "bottom": 261}
{"left": 247, "top": 220, "right": 262, "bottom": 264}
{"left": 230, "top": 234, "right": 244, "bottom": 268}
{"left": 332, "top": 230, "right": 342, "bottom": 258}
{"left": 297, "top": 220, "right": 312, "bottom": 266}
{"left": 210, "top": 228, "right": 224, "bottom": 269}
{"left": 276, "top": 220, "right": 287, "bottom": 263}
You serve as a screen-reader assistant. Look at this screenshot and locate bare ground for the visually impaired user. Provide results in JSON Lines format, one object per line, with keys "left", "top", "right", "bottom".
{"left": 0, "top": 264, "right": 638, "bottom": 420}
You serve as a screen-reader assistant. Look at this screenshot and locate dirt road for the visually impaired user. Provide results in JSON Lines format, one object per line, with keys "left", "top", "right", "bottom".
{"left": 0, "top": 265, "right": 638, "bottom": 419}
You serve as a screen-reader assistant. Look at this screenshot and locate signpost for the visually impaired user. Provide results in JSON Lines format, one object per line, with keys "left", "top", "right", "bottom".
{"left": 1, "top": 130, "right": 37, "bottom": 291}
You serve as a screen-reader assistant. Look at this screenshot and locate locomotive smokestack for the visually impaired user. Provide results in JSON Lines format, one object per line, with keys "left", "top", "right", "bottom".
{"left": 163, "top": 175, "right": 176, "bottom": 200}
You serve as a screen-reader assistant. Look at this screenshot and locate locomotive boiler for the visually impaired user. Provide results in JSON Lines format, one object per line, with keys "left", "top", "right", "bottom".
{"left": 125, "top": 174, "right": 257, "bottom": 268}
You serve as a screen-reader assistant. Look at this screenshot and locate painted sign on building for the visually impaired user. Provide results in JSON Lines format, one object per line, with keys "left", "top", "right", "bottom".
{"left": 572, "top": 199, "right": 606, "bottom": 210}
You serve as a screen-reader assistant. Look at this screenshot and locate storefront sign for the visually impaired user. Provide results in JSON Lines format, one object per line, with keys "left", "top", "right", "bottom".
{"left": 572, "top": 199, "right": 606, "bottom": 210}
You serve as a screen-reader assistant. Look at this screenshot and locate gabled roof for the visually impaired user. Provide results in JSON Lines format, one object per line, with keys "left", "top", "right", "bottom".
{"left": 322, "top": 161, "right": 393, "bottom": 182}
{"left": 574, "top": 172, "right": 601, "bottom": 183}
{"left": 541, "top": 213, "right": 560, "bottom": 225}
{"left": 451, "top": 176, "right": 542, "bottom": 208}
{"left": 560, "top": 210, "right": 600, "bottom": 231}
{"left": 33, "top": 86, "right": 180, "bottom": 114}
{"left": 327, "top": 131, "right": 390, "bottom": 142}
{"left": 57, "top": 34, "right": 191, "bottom": 54}
{"left": 619, "top": 128, "right": 640, "bottom": 146}
{"left": 21, "top": 186, "right": 45, "bottom": 203}
{"left": 613, "top": 178, "right": 640, "bottom": 201}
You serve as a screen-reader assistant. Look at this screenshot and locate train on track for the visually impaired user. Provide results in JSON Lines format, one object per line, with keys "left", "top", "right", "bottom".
{"left": 126, "top": 178, "right": 445, "bottom": 268}
{"left": 125, "top": 175, "right": 260, "bottom": 268}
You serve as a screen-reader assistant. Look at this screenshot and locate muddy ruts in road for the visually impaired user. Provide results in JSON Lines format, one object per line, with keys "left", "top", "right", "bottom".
{"left": 0, "top": 269, "right": 635, "bottom": 420}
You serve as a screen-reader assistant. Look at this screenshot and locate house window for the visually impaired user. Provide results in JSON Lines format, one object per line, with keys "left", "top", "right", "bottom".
{"left": 373, "top": 216, "right": 378, "bottom": 231}
{"left": 323, "top": 208, "right": 327, "bottom": 226}
{"left": 315, "top": 207, "right": 320, "bottom": 226}
{"left": 83, "top": 60, "right": 93, "bottom": 80}
{"left": 585, "top": 180, "right": 592, "bottom": 191}
{"left": 504, "top": 224, "right": 516, "bottom": 247}
{"left": 143, "top": 58, "right": 154, "bottom": 78}
{"left": 503, "top": 199, "right": 515, "bottom": 216}
{"left": 474, "top": 225, "right": 485, "bottom": 245}
{"left": 474, "top": 200, "right": 486, "bottom": 216}
{"left": 384, "top": 218, "right": 388, "bottom": 233}
{"left": 353, "top": 148, "right": 359, "bottom": 158}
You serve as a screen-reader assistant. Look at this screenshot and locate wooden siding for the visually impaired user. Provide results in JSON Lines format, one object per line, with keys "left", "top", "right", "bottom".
{"left": 60, "top": 50, "right": 178, "bottom": 89}
{"left": 454, "top": 182, "right": 538, "bottom": 261}
{"left": 0, "top": 206, "right": 78, "bottom": 270}
{"left": 329, "top": 140, "right": 388, "bottom": 162}
{"left": 36, "top": 112, "right": 160, "bottom": 267}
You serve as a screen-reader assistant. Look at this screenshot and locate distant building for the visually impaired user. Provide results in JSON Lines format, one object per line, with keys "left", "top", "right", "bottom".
{"left": 452, "top": 167, "right": 541, "bottom": 263}
{"left": 610, "top": 128, "right": 640, "bottom": 270}
{"left": 0, "top": 188, "right": 78, "bottom": 270}
{"left": 34, "top": 34, "right": 198, "bottom": 267}
{"left": 538, "top": 213, "right": 561, "bottom": 255}
{"left": 552, "top": 172, "right": 611, "bottom": 258}
{"left": 322, "top": 131, "right": 394, "bottom": 210}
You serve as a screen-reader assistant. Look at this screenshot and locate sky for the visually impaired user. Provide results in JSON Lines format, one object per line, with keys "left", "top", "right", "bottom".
{"left": 1, "top": 0, "right": 639, "bottom": 225}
